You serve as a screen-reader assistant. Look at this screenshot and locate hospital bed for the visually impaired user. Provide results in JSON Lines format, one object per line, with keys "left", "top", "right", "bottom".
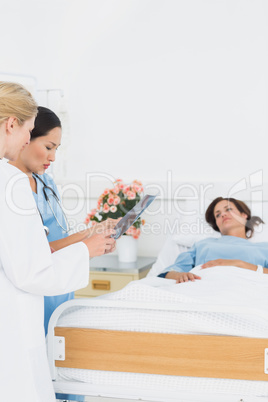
{"left": 47, "top": 230, "right": 268, "bottom": 402}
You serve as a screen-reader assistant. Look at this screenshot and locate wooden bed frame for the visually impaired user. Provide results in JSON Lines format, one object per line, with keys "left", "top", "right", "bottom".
{"left": 47, "top": 299, "right": 268, "bottom": 402}
{"left": 54, "top": 327, "right": 268, "bottom": 381}
{"left": 48, "top": 299, "right": 268, "bottom": 381}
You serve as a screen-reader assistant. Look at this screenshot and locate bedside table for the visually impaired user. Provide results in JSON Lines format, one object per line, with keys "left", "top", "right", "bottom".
{"left": 75, "top": 255, "right": 156, "bottom": 298}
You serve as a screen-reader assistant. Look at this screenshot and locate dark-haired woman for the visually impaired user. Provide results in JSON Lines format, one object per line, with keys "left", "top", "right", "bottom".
{"left": 158, "top": 197, "right": 268, "bottom": 282}
{"left": 10, "top": 106, "right": 117, "bottom": 401}
{"left": 11, "top": 106, "right": 116, "bottom": 255}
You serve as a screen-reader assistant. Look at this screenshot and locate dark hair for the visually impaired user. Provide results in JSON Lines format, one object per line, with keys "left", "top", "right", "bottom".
{"left": 30, "top": 106, "right": 61, "bottom": 140}
{"left": 205, "top": 197, "right": 264, "bottom": 238}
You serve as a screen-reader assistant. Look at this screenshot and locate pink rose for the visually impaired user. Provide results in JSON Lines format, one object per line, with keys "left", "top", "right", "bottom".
{"left": 127, "top": 191, "right": 136, "bottom": 200}
{"left": 123, "top": 185, "right": 130, "bottom": 193}
{"left": 136, "top": 185, "right": 143, "bottom": 193}
{"left": 110, "top": 206, "right": 117, "bottom": 213}
{"left": 107, "top": 197, "right": 114, "bottom": 205}
{"left": 103, "top": 203, "right": 110, "bottom": 213}
{"left": 91, "top": 208, "right": 97, "bottom": 216}
{"left": 103, "top": 189, "right": 109, "bottom": 196}
{"left": 113, "top": 196, "right": 121, "bottom": 205}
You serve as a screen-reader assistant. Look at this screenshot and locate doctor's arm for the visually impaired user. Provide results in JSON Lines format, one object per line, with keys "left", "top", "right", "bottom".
{"left": 82, "top": 229, "right": 116, "bottom": 257}
{"left": 49, "top": 218, "right": 119, "bottom": 252}
{"left": 0, "top": 173, "right": 115, "bottom": 295}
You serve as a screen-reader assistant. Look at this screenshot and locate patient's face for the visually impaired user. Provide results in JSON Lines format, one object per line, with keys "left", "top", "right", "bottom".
{"left": 214, "top": 200, "right": 248, "bottom": 235}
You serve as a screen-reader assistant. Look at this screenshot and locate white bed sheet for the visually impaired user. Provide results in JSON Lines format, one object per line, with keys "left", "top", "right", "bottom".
{"left": 55, "top": 265, "right": 268, "bottom": 397}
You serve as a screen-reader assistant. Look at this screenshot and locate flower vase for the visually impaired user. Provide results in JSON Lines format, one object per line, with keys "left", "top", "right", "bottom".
{"left": 117, "top": 235, "right": 138, "bottom": 263}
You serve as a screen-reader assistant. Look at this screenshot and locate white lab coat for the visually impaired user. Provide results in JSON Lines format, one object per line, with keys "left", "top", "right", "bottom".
{"left": 0, "top": 161, "right": 89, "bottom": 402}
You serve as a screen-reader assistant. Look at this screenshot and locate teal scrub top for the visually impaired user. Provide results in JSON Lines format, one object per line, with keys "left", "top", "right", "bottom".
{"left": 33, "top": 173, "right": 84, "bottom": 402}
{"left": 33, "top": 173, "right": 74, "bottom": 336}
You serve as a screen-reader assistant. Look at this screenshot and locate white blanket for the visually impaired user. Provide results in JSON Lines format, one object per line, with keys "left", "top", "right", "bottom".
{"left": 119, "top": 265, "right": 268, "bottom": 312}
{"left": 56, "top": 265, "right": 268, "bottom": 397}
{"left": 58, "top": 265, "right": 268, "bottom": 338}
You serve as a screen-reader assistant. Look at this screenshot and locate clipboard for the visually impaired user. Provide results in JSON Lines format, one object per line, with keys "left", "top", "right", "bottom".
{"left": 111, "top": 193, "right": 158, "bottom": 239}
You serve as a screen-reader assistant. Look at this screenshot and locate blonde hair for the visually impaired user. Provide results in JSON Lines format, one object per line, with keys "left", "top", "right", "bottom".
{"left": 0, "top": 81, "right": 38, "bottom": 126}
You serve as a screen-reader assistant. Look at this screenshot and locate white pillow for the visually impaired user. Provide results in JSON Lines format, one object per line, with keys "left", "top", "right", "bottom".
{"left": 172, "top": 232, "right": 220, "bottom": 248}
{"left": 249, "top": 224, "right": 268, "bottom": 243}
{"left": 147, "top": 235, "right": 189, "bottom": 277}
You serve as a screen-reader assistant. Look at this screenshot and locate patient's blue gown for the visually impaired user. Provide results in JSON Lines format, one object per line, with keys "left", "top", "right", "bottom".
{"left": 159, "top": 235, "right": 268, "bottom": 276}
{"left": 33, "top": 173, "right": 83, "bottom": 402}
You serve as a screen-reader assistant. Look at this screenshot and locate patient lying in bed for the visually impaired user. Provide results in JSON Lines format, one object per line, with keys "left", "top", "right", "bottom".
{"left": 158, "top": 196, "right": 268, "bottom": 282}
{"left": 55, "top": 197, "right": 268, "bottom": 341}
{"left": 52, "top": 197, "right": 268, "bottom": 399}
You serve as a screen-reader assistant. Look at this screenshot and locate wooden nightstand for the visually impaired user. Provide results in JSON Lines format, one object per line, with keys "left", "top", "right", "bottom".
{"left": 75, "top": 255, "right": 156, "bottom": 298}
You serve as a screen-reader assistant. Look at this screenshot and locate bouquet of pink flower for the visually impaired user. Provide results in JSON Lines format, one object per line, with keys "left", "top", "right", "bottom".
{"left": 85, "top": 179, "right": 145, "bottom": 239}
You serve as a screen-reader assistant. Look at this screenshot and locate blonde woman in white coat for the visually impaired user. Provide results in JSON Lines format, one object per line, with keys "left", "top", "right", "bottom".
{"left": 0, "top": 82, "right": 116, "bottom": 402}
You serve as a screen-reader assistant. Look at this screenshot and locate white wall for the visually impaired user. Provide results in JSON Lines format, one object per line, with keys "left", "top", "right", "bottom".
{"left": 63, "top": 0, "right": 268, "bottom": 183}
{"left": 1, "top": 0, "right": 268, "bottom": 256}
{"left": 1, "top": 1, "right": 267, "bottom": 180}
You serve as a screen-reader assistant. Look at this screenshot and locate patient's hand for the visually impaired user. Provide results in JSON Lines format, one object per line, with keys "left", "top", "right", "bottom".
{"left": 165, "top": 271, "right": 201, "bottom": 283}
{"left": 201, "top": 259, "right": 257, "bottom": 271}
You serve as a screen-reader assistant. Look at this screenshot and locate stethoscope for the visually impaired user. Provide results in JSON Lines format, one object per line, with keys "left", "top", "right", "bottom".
{"left": 33, "top": 173, "right": 70, "bottom": 236}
